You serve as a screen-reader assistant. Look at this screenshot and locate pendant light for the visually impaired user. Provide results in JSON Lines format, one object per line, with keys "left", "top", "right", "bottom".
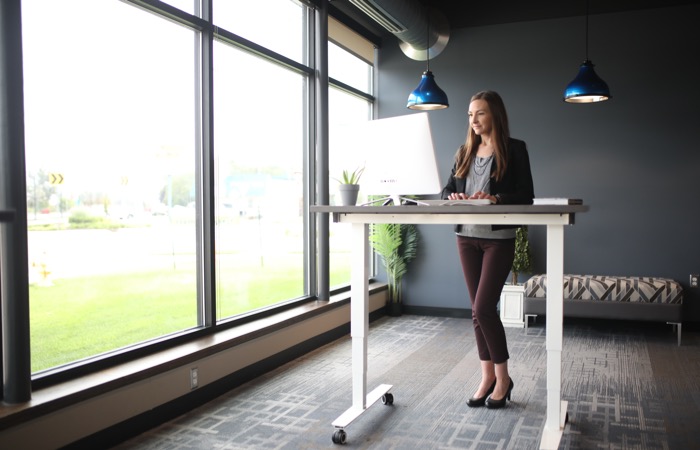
{"left": 407, "top": 8, "right": 449, "bottom": 110}
{"left": 563, "top": 0, "right": 611, "bottom": 103}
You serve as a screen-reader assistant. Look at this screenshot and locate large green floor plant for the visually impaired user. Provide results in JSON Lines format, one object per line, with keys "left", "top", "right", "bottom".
{"left": 369, "top": 223, "right": 419, "bottom": 305}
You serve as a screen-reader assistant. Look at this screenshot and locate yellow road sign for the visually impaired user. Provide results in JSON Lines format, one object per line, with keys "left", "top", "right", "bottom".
{"left": 49, "top": 173, "right": 64, "bottom": 185}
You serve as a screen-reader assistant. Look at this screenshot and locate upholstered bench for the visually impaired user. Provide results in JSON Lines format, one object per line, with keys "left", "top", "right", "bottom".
{"left": 523, "top": 274, "right": 684, "bottom": 345}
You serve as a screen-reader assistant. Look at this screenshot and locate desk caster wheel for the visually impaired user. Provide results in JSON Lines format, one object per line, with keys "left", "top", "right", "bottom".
{"left": 381, "top": 393, "right": 394, "bottom": 405}
{"left": 332, "top": 429, "right": 347, "bottom": 444}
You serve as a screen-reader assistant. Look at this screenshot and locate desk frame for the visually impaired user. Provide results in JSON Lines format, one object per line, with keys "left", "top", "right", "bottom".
{"left": 312, "top": 204, "right": 587, "bottom": 448}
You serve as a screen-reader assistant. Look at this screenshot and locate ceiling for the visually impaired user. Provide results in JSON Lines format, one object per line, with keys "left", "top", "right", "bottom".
{"left": 422, "top": 0, "right": 700, "bottom": 29}
{"left": 330, "top": 0, "right": 700, "bottom": 40}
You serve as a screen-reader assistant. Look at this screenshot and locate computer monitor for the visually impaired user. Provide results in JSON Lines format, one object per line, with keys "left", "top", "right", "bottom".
{"left": 331, "top": 112, "right": 442, "bottom": 205}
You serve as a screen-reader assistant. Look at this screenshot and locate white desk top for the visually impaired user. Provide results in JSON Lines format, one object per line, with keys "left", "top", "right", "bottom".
{"left": 311, "top": 204, "right": 588, "bottom": 226}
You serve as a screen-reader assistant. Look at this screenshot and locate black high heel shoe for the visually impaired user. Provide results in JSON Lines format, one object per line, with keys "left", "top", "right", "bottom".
{"left": 467, "top": 379, "right": 497, "bottom": 407}
{"left": 485, "top": 378, "right": 514, "bottom": 409}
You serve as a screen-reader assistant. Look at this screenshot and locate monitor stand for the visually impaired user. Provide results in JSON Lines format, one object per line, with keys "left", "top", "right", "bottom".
{"left": 359, "top": 195, "right": 420, "bottom": 206}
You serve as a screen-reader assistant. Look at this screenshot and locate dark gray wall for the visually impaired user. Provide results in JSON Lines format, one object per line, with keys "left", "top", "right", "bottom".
{"left": 375, "top": 5, "right": 700, "bottom": 321}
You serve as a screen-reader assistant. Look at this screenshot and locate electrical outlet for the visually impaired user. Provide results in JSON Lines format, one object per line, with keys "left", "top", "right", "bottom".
{"left": 691, "top": 274, "right": 699, "bottom": 288}
{"left": 190, "top": 367, "right": 198, "bottom": 389}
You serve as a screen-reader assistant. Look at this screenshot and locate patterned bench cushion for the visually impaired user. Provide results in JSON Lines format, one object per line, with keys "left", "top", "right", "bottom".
{"left": 524, "top": 274, "right": 683, "bottom": 304}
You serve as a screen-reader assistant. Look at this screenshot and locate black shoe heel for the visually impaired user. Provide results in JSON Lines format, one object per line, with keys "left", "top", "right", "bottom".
{"left": 467, "top": 379, "right": 496, "bottom": 407}
{"left": 485, "top": 378, "right": 514, "bottom": 409}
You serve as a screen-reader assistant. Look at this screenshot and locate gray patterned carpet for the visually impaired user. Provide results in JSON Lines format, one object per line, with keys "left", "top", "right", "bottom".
{"left": 113, "top": 315, "right": 700, "bottom": 449}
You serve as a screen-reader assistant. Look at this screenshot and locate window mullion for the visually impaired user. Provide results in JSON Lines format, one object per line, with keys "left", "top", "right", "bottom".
{"left": 304, "top": 6, "right": 315, "bottom": 297}
{"left": 198, "top": 0, "right": 216, "bottom": 326}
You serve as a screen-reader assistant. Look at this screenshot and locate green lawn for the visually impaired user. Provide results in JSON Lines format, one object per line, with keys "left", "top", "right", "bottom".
{"left": 30, "top": 256, "right": 351, "bottom": 373}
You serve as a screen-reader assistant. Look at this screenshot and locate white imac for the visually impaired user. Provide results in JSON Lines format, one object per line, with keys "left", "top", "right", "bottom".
{"left": 331, "top": 112, "right": 442, "bottom": 205}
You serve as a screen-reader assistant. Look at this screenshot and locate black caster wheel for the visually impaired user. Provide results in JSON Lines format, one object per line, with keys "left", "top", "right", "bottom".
{"left": 381, "top": 393, "right": 394, "bottom": 405}
{"left": 332, "top": 429, "right": 347, "bottom": 444}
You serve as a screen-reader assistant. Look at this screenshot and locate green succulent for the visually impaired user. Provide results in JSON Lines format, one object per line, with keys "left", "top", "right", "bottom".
{"left": 334, "top": 166, "right": 365, "bottom": 185}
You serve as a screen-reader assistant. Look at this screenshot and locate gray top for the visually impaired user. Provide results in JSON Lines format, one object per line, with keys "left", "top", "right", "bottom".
{"left": 457, "top": 156, "right": 516, "bottom": 239}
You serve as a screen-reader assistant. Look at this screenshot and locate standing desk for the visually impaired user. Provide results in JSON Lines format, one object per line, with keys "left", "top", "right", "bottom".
{"left": 312, "top": 204, "right": 588, "bottom": 448}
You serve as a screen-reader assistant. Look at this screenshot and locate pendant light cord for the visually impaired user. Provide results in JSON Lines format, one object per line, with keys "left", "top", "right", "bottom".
{"left": 426, "top": 7, "right": 430, "bottom": 71}
{"left": 585, "top": 0, "right": 590, "bottom": 60}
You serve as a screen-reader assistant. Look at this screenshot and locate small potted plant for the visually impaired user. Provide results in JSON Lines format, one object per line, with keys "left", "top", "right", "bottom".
{"left": 335, "top": 165, "right": 364, "bottom": 206}
{"left": 500, "top": 226, "right": 533, "bottom": 327}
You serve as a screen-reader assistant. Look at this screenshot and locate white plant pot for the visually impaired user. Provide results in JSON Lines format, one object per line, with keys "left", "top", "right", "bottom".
{"left": 499, "top": 284, "right": 525, "bottom": 328}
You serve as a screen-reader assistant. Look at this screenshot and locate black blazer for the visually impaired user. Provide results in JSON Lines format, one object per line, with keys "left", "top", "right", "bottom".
{"left": 440, "top": 137, "right": 535, "bottom": 231}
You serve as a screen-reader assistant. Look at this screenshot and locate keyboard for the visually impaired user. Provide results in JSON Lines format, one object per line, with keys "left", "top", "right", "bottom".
{"left": 411, "top": 199, "right": 494, "bottom": 206}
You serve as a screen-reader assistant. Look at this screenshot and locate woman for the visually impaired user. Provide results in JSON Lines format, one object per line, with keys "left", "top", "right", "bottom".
{"left": 441, "top": 90, "right": 534, "bottom": 408}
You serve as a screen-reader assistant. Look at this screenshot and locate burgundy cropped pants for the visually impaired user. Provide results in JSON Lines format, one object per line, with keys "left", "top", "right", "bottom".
{"left": 457, "top": 235, "right": 515, "bottom": 364}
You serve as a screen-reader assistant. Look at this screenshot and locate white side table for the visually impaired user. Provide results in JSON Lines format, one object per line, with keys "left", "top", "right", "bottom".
{"left": 500, "top": 284, "right": 525, "bottom": 328}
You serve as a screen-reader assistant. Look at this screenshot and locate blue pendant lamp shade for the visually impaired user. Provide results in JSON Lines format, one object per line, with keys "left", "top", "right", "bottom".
{"left": 407, "top": 70, "right": 449, "bottom": 110}
{"left": 564, "top": 59, "right": 611, "bottom": 103}
{"left": 563, "top": 0, "right": 611, "bottom": 103}
{"left": 407, "top": 7, "right": 449, "bottom": 110}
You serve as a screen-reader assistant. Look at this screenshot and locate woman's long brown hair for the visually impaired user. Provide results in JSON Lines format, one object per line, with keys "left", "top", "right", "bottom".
{"left": 454, "top": 91, "right": 510, "bottom": 181}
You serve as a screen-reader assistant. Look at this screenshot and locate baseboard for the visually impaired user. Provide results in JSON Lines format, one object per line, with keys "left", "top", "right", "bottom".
{"left": 402, "top": 305, "right": 470, "bottom": 319}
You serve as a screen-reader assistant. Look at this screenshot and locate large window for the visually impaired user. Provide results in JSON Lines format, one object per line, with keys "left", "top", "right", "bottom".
{"left": 213, "top": 0, "right": 305, "bottom": 63}
{"left": 328, "top": 23, "right": 374, "bottom": 288}
{"left": 20, "top": 0, "right": 375, "bottom": 376}
{"left": 328, "top": 88, "right": 372, "bottom": 288}
{"left": 213, "top": 43, "right": 306, "bottom": 318}
{"left": 23, "top": 0, "right": 198, "bottom": 373}
{"left": 328, "top": 42, "right": 372, "bottom": 93}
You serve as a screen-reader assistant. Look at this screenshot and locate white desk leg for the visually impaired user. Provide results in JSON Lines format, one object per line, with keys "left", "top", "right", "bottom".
{"left": 350, "top": 222, "right": 369, "bottom": 410}
{"left": 331, "top": 223, "right": 392, "bottom": 444}
{"left": 540, "top": 224, "right": 568, "bottom": 450}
